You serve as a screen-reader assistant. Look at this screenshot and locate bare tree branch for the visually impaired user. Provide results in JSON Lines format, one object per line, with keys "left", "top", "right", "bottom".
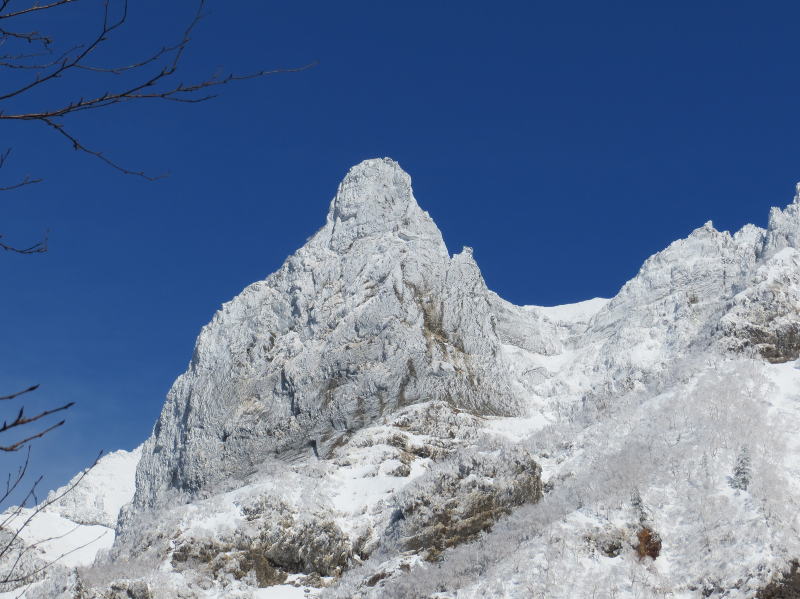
{"left": 0, "top": 148, "right": 42, "bottom": 193}
{"left": 0, "top": 385, "right": 73, "bottom": 452}
{"left": 0, "top": 447, "right": 30, "bottom": 506}
{"left": 3, "top": 527, "right": 108, "bottom": 585}
{"left": 0, "top": 386, "right": 39, "bottom": 402}
{"left": 0, "top": 418, "right": 69, "bottom": 452}
{"left": 0, "top": 0, "right": 315, "bottom": 184}
{"left": 41, "top": 117, "right": 165, "bottom": 179}
{"left": 0, "top": 0, "right": 127, "bottom": 103}
{"left": 0, "top": 0, "right": 80, "bottom": 20}
{"left": 0, "top": 0, "right": 314, "bottom": 258}
{"left": 0, "top": 402, "right": 74, "bottom": 452}
{"left": 0, "top": 234, "right": 47, "bottom": 254}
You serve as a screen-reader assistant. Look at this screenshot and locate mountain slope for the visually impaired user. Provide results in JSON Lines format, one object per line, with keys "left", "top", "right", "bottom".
{"left": 132, "top": 158, "right": 523, "bottom": 512}
{"left": 0, "top": 448, "right": 140, "bottom": 597}
{"left": 11, "top": 159, "right": 800, "bottom": 598}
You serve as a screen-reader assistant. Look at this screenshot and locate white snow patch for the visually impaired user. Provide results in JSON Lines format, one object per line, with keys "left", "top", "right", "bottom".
{"left": 530, "top": 297, "right": 609, "bottom": 323}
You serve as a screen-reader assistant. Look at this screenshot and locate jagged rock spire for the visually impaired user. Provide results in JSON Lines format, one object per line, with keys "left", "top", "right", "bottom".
{"left": 131, "top": 159, "right": 522, "bottom": 509}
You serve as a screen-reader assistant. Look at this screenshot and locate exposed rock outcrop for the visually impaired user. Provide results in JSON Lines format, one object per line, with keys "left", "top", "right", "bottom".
{"left": 17, "top": 160, "right": 800, "bottom": 599}
{"left": 132, "top": 158, "right": 524, "bottom": 511}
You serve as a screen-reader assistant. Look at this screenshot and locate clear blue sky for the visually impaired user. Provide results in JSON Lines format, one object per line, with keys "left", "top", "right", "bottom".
{"left": 2, "top": 0, "right": 799, "bottom": 493}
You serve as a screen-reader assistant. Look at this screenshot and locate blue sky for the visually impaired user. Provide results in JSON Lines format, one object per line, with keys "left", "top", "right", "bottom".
{"left": 2, "top": 0, "right": 800, "bottom": 493}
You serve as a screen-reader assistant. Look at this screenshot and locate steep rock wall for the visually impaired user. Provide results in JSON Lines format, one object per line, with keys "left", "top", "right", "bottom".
{"left": 132, "top": 159, "right": 525, "bottom": 509}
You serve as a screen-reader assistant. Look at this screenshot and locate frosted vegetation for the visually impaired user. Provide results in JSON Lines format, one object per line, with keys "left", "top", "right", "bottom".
{"left": 7, "top": 160, "right": 800, "bottom": 598}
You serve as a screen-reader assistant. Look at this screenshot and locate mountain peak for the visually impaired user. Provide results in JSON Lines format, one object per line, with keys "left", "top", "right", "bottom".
{"left": 129, "top": 159, "right": 519, "bottom": 510}
{"left": 763, "top": 187, "right": 800, "bottom": 259}
{"left": 325, "top": 158, "right": 439, "bottom": 252}
{"left": 327, "top": 158, "right": 412, "bottom": 222}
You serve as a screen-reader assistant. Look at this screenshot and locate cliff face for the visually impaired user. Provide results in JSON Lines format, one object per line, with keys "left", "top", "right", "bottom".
{"left": 18, "top": 160, "right": 800, "bottom": 599}
{"left": 132, "top": 158, "right": 524, "bottom": 510}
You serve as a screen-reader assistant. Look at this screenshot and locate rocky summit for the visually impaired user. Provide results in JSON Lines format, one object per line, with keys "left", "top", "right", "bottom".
{"left": 133, "top": 157, "right": 523, "bottom": 511}
{"left": 10, "top": 159, "right": 800, "bottom": 598}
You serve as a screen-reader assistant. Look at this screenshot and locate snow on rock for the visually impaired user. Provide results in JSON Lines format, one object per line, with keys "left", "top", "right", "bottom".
{"left": 533, "top": 297, "right": 609, "bottom": 323}
{"left": 19, "top": 163, "right": 800, "bottom": 598}
{"left": 64, "top": 400, "right": 537, "bottom": 599}
{"left": 45, "top": 447, "right": 142, "bottom": 528}
{"left": 131, "top": 157, "right": 523, "bottom": 512}
{"left": 721, "top": 247, "right": 800, "bottom": 362}
{"left": 0, "top": 448, "right": 140, "bottom": 596}
{"left": 762, "top": 183, "right": 800, "bottom": 259}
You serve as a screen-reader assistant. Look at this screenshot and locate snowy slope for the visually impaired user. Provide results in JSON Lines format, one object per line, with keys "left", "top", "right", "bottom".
{"left": 14, "top": 160, "right": 800, "bottom": 598}
{"left": 132, "top": 158, "right": 523, "bottom": 513}
{"left": 0, "top": 448, "right": 140, "bottom": 597}
{"left": 44, "top": 446, "right": 142, "bottom": 528}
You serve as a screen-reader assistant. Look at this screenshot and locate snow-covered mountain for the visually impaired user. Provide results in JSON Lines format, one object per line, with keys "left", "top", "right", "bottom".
{"left": 0, "top": 448, "right": 140, "bottom": 597}
{"left": 9, "top": 159, "right": 800, "bottom": 598}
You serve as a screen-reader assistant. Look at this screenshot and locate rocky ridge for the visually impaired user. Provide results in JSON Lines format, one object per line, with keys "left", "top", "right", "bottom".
{"left": 132, "top": 158, "right": 523, "bottom": 512}
{"left": 9, "top": 159, "right": 800, "bottom": 598}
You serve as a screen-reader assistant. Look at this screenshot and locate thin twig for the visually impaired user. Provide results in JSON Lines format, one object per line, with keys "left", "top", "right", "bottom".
{"left": 0, "top": 0, "right": 316, "bottom": 179}
{"left": 0, "top": 386, "right": 39, "bottom": 401}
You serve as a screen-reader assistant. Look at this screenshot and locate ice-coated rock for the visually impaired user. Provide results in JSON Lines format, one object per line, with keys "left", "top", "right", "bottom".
{"left": 762, "top": 183, "right": 800, "bottom": 260}
{"left": 20, "top": 164, "right": 800, "bottom": 599}
{"left": 131, "top": 166, "right": 800, "bottom": 513}
{"left": 132, "top": 158, "right": 523, "bottom": 509}
{"left": 578, "top": 220, "right": 762, "bottom": 385}
{"left": 721, "top": 247, "right": 800, "bottom": 362}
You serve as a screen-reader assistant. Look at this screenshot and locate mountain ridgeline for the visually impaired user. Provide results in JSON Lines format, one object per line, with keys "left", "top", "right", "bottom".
{"left": 17, "top": 159, "right": 800, "bottom": 599}
{"left": 132, "top": 158, "right": 523, "bottom": 510}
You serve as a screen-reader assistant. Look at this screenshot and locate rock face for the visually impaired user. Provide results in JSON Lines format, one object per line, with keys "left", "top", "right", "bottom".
{"left": 130, "top": 161, "right": 800, "bottom": 516}
{"left": 721, "top": 247, "right": 800, "bottom": 362}
{"left": 394, "top": 443, "right": 542, "bottom": 560}
{"left": 580, "top": 221, "right": 761, "bottom": 385}
{"left": 132, "top": 158, "right": 523, "bottom": 510}
{"left": 716, "top": 190, "right": 800, "bottom": 363}
{"left": 762, "top": 184, "right": 800, "bottom": 260}
{"left": 19, "top": 160, "right": 800, "bottom": 599}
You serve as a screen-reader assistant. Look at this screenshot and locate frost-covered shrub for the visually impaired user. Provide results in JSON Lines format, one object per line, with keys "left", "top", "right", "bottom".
{"left": 240, "top": 495, "right": 353, "bottom": 576}
{"left": 728, "top": 446, "right": 751, "bottom": 491}
{"left": 24, "top": 567, "right": 80, "bottom": 599}
{"left": 75, "top": 551, "right": 167, "bottom": 599}
{"left": 0, "top": 527, "right": 52, "bottom": 592}
{"left": 388, "top": 401, "right": 482, "bottom": 441}
{"left": 391, "top": 441, "right": 542, "bottom": 560}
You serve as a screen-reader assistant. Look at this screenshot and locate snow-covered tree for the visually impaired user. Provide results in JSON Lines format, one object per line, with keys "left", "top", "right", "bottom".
{"left": 729, "top": 446, "right": 751, "bottom": 491}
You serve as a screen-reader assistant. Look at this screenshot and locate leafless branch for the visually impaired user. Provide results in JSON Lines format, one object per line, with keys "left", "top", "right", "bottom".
{"left": 0, "top": 418, "right": 69, "bottom": 452}
{"left": 0, "top": 147, "right": 46, "bottom": 250}
{"left": 0, "top": 27, "right": 52, "bottom": 46}
{"left": 0, "top": 0, "right": 127, "bottom": 103}
{"left": 0, "top": 403, "right": 74, "bottom": 452}
{"left": 41, "top": 117, "right": 165, "bottom": 179}
{"left": 0, "top": 0, "right": 316, "bottom": 181}
{"left": 0, "top": 0, "right": 80, "bottom": 20}
{"left": 0, "top": 233, "right": 47, "bottom": 254}
{"left": 0, "top": 385, "right": 39, "bottom": 401}
{"left": 3, "top": 527, "right": 108, "bottom": 585}
{"left": 0, "top": 148, "right": 41, "bottom": 193}
{"left": 0, "top": 447, "right": 30, "bottom": 506}
{"left": 0, "top": 384, "right": 73, "bottom": 452}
